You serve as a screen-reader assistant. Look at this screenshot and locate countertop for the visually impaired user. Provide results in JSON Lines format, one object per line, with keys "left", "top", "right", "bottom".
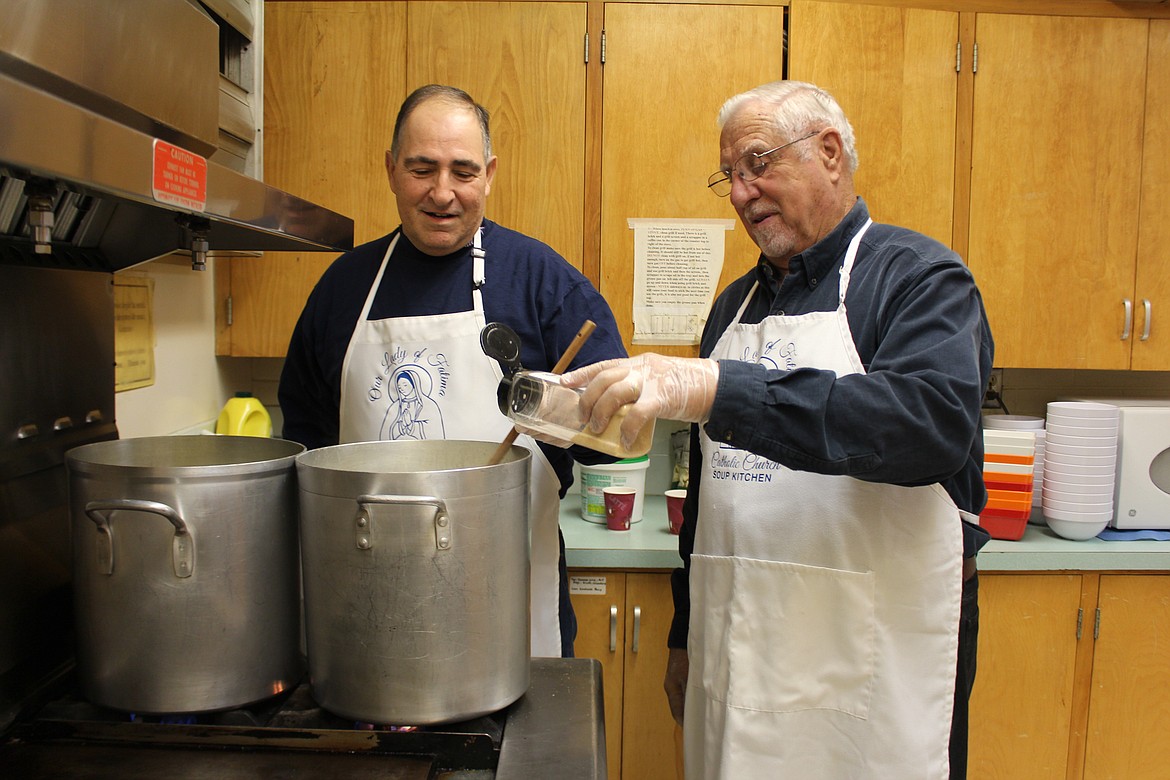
{"left": 496, "top": 658, "right": 606, "bottom": 780}
{"left": 561, "top": 494, "right": 1170, "bottom": 572}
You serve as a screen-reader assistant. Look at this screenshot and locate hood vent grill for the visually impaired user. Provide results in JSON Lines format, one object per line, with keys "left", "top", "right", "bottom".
{"left": 0, "top": 0, "right": 353, "bottom": 273}
{"left": 0, "top": 172, "right": 111, "bottom": 270}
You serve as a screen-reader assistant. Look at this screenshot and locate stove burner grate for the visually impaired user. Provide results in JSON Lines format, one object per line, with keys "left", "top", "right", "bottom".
{"left": 6, "top": 681, "right": 506, "bottom": 773}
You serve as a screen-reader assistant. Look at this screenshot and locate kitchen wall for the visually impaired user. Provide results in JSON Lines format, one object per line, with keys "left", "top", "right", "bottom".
{"left": 1000, "top": 369, "right": 1170, "bottom": 418}
{"left": 116, "top": 260, "right": 1170, "bottom": 446}
{"left": 113, "top": 0, "right": 269, "bottom": 439}
{"left": 114, "top": 257, "right": 281, "bottom": 438}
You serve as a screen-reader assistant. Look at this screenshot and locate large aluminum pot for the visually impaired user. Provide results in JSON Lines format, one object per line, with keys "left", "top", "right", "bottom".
{"left": 296, "top": 440, "right": 531, "bottom": 725}
{"left": 66, "top": 435, "right": 305, "bottom": 713}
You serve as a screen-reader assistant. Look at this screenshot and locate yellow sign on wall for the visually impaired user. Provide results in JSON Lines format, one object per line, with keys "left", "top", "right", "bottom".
{"left": 113, "top": 275, "right": 155, "bottom": 392}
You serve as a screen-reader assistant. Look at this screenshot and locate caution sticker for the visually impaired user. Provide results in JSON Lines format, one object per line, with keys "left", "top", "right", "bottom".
{"left": 151, "top": 139, "right": 207, "bottom": 212}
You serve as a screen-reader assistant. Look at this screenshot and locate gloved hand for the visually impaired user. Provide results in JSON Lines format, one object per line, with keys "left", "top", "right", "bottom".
{"left": 560, "top": 355, "right": 719, "bottom": 451}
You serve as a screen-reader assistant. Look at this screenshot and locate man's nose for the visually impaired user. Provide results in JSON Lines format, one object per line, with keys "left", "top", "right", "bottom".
{"left": 429, "top": 170, "right": 458, "bottom": 202}
{"left": 728, "top": 173, "right": 759, "bottom": 207}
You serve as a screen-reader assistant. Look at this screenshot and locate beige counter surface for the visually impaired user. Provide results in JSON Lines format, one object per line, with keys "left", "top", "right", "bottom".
{"left": 561, "top": 495, "right": 1170, "bottom": 572}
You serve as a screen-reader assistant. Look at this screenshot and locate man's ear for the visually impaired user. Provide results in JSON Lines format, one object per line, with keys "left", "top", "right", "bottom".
{"left": 818, "top": 129, "right": 846, "bottom": 177}
{"left": 483, "top": 155, "right": 498, "bottom": 197}
{"left": 385, "top": 150, "right": 398, "bottom": 194}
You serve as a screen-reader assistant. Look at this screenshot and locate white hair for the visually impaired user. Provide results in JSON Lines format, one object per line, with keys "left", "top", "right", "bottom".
{"left": 717, "top": 81, "right": 858, "bottom": 174}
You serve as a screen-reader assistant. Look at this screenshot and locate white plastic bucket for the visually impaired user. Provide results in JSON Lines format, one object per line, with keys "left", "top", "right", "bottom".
{"left": 580, "top": 456, "right": 649, "bottom": 523}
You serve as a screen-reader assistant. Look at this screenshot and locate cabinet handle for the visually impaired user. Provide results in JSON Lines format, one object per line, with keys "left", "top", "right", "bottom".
{"left": 609, "top": 605, "right": 618, "bottom": 653}
{"left": 1140, "top": 299, "right": 1152, "bottom": 341}
{"left": 1121, "top": 299, "right": 1133, "bottom": 341}
{"left": 632, "top": 606, "right": 641, "bottom": 653}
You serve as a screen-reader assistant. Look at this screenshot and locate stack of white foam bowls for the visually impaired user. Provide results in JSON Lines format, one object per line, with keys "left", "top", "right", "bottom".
{"left": 1042, "top": 401, "right": 1119, "bottom": 540}
{"left": 983, "top": 415, "right": 1046, "bottom": 521}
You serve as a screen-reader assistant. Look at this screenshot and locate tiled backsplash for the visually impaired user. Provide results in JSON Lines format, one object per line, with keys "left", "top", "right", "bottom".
{"left": 173, "top": 352, "right": 1170, "bottom": 463}
{"left": 999, "top": 369, "right": 1170, "bottom": 418}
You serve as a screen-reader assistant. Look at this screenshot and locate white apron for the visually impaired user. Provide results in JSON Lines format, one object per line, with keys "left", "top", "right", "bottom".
{"left": 338, "top": 229, "right": 564, "bottom": 657}
{"left": 685, "top": 220, "right": 963, "bottom": 779}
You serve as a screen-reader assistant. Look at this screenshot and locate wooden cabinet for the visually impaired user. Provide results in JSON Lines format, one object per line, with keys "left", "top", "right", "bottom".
{"left": 968, "top": 574, "right": 1085, "bottom": 779}
{"left": 224, "top": 1, "right": 789, "bottom": 357}
{"left": 970, "top": 573, "right": 1170, "bottom": 779}
{"left": 789, "top": 4, "right": 1170, "bottom": 372}
{"left": 405, "top": 2, "right": 587, "bottom": 269}
{"left": 597, "top": 3, "right": 785, "bottom": 357}
{"left": 217, "top": 1, "right": 586, "bottom": 357}
{"left": 218, "top": 1, "right": 409, "bottom": 357}
{"left": 1131, "top": 21, "right": 1170, "bottom": 371}
{"left": 226, "top": 1, "right": 1170, "bottom": 368}
{"left": 569, "top": 568, "right": 1170, "bottom": 779}
{"left": 788, "top": 0, "right": 959, "bottom": 249}
{"left": 569, "top": 569, "right": 681, "bottom": 780}
{"left": 1082, "top": 575, "right": 1170, "bottom": 779}
{"left": 965, "top": 14, "right": 1150, "bottom": 370}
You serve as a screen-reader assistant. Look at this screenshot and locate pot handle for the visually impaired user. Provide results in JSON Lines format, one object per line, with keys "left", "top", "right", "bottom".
{"left": 83, "top": 499, "right": 194, "bottom": 578}
{"left": 355, "top": 494, "right": 452, "bottom": 552}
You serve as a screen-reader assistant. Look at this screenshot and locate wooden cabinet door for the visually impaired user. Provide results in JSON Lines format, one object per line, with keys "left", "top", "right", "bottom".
{"left": 227, "top": 1, "right": 585, "bottom": 357}
{"left": 599, "top": 3, "right": 785, "bottom": 357}
{"left": 569, "top": 570, "right": 627, "bottom": 780}
{"left": 965, "top": 14, "right": 1147, "bottom": 369}
{"left": 221, "top": 1, "right": 408, "bottom": 357}
{"left": 569, "top": 571, "right": 680, "bottom": 780}
{"left": 968, "top": 574, "right": 1084, "bottom": 779}
{"left": 622, "top": 573, "right": 682, "bottom": 780}
{"left": 406, "top": 1, "right": 587, "bottom": 270}
{"left": 788, "top": 0, "right": 959, "bottom": 249}
{"left": 1082, "top": 575, "right": 1170, "bottom": 779}
{"left": 1132, "top": 20, "right": 1170, "bottom": 371}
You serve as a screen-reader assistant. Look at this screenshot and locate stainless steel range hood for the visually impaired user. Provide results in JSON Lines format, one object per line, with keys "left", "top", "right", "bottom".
{"left": 0, "top": 0, "right": 354, "bottom": 272}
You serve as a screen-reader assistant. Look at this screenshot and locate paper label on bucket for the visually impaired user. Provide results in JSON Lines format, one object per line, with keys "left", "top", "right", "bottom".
{"left": 579, "top": 460, "right": 648, "bottom": 523}
{"left": 581, "top": 472, "right": 620, "bottom": 518}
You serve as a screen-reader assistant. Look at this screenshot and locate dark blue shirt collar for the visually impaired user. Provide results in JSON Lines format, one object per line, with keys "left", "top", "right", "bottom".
{"left": 755, "top": 198, "right": 870, "bottom": 294}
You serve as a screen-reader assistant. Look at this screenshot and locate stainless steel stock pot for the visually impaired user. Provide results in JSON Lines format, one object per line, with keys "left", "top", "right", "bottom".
{"left": 66, "top": 435, "right": 306, "bottom": 714}
{"left": 295, "top": 440, "right": 531, "bottom": 725}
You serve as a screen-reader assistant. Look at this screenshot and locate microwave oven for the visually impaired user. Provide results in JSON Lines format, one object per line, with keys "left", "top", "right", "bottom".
{"left": 1113, "top": 405, "right": 1170, "bottom": 529}
{"left": 1065, "top": 399, "right": 1170, "bottom": 529}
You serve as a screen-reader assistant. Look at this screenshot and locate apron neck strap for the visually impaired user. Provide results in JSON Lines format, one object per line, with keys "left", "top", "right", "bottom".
{"left": 732, "top": 281, "right": 760, "bottom": 325}
{"left": 471, "top": 226, "right": 486, "bottom": 311}
{"left": 471, "top": 227, "right": 485, "bottom": 288}
{"left": 729, "top": 218, "right": 874, "bottom": 325}
{"left": 361, "top": 227, "right": 488, "bottom": 321}
{"left": 360, "top": 232, "right": 401, "bottom": 322}
{"left": 837, "top": 219, "right": 873, "bottom": 305}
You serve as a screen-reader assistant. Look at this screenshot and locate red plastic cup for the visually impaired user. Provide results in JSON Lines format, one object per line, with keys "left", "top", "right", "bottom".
{"left": 664, "top": 489, "right": 686, "bottom": 535}
{"left": 603, "top": 488, "right": 636, "bottom": 531}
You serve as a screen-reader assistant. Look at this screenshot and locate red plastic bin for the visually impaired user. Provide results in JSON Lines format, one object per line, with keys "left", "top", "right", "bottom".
{"left": 978, "top": 509, "right": 1029, "bottom": 541}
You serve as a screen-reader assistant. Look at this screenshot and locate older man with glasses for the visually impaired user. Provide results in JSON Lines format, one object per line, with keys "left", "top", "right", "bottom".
{"left": 561, "top": 80, "right": 994, "bottom": 779}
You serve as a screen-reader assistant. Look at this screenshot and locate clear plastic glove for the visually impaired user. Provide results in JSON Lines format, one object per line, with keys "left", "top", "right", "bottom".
{"left": 560, "top": 355, "right": 719, "bottom": 451}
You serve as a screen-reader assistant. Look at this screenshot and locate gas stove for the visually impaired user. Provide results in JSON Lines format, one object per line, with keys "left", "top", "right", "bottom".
{"left": 0, "top": 265, "right": 607, "bottom": 778}
{"left": 0, "top": 658, "right": 605, "bottom": 779}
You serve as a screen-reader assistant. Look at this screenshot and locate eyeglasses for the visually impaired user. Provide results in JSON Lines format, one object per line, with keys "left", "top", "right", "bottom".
{"left": 707, "top": 131, "right": 820, "bottom": 197}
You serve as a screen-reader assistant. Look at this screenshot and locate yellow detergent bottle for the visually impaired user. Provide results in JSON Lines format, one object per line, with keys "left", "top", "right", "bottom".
{"left": 216, "top": 392, "right": 273, "bottom": 437}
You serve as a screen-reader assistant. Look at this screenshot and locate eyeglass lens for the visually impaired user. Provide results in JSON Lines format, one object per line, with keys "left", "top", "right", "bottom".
{"left": 707, "top": 131, "right": 818, "bottom": 197}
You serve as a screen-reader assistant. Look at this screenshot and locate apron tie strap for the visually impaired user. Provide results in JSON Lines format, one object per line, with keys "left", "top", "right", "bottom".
{"left": 472, "top": 228, "right": 486, "bottom": 290}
